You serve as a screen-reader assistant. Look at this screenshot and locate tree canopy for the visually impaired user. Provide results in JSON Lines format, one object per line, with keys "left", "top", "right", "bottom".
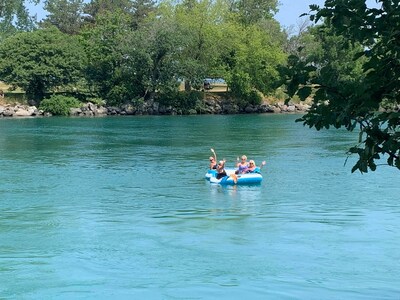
{"left": 0, "top": 0, "right": 287, "bottom": 106}
{"left": 0, "top": 0, "right": 38, "bottom": 39}
{"left": 41, "top": 0, "right": 85, "bottom": 34}
{"left": 0, "top": 27, "right": 86, "bottom": 101}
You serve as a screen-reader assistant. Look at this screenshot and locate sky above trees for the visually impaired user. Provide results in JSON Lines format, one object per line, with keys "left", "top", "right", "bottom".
{"left": 25, "top": 0, "right": 381, "bottom": 28}
{"left": 275, "top": 0, "right": 325, "bottom": 27}
{"left": 26, "top": 0, "right": 325, "bottom": 27}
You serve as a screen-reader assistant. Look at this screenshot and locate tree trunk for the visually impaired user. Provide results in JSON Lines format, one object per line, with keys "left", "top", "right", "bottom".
{"left": 184, "top": 80, "right": 191, "bottom": 92}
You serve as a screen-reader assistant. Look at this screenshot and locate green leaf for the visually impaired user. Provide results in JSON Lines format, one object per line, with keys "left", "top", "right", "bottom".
{"left": 296, "top": 86, "right": 312, "bottom": 101}
{"left": 395, "top": 157, "right": 400, "bottom": 170}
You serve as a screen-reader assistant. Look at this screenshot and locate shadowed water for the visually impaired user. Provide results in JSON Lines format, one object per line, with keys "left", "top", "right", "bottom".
{"left": 0, "top": 115, "right": 399, "bottom": 299}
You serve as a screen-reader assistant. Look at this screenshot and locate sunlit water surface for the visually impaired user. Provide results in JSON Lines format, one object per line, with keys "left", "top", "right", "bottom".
{"left": 0, "top": 115, "right": 399, "bottom": 299}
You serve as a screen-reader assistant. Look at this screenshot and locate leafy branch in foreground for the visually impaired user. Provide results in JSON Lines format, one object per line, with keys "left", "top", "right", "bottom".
{"left": 281, "top": 0, "right": 399, "bottom": 173}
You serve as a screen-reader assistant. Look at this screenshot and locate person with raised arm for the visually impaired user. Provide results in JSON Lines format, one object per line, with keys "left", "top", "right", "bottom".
{"left": 209, "top": 148, "right": 217, "bottom": 169}
{"left": 246, "top": 160, "right": 266, "bottom": 173}
{"left": 235, "top": 155, "right": 249, "bottom": 174}
{"left": 216, "top": 160, "right": 227, "bottom": 179}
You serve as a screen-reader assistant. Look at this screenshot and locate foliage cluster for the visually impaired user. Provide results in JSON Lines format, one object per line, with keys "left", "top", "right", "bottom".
{"left": 0, "top": 0, "right": 38, "bottom": 40}
{"left": 0, "top": 0, "right": 286, "bottom": 108}
{"left": 0, "top": 27, "right": 85, "bottom": 102}
{"left": 281, "top": 0, "right": 400, "bottom": 172}
{"left": 39, "top": 94, "right": 82, "bottom": 116}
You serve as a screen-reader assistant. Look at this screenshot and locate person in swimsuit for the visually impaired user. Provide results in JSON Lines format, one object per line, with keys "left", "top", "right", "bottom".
{"left": 216, "top": 160, "right": 227, "bottom": 179}
{"left": 235, "top": 155, "right": 249, "bottom": 174}
{"left": 209, "top": 148, "right": 217, "bottom": 169}
{"left": 246, "top": 160, "right": 266, "bottom": 173}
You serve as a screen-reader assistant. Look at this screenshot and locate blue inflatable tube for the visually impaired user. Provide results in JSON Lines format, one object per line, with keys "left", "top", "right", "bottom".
{"left": 205, "top": 168, "right": 262, "bottom": 185}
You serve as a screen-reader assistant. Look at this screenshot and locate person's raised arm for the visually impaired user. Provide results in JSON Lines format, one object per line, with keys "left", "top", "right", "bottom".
{"left": 210, "top": 148, "right": 217, "bottom": 161}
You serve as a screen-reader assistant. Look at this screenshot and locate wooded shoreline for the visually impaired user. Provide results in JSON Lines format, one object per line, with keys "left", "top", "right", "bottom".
{"left": 0, "top": 98, "right": 310, "bottom": 118}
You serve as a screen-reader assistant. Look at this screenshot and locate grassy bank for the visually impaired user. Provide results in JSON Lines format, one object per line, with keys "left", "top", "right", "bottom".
{"left": 0, "top": 82, "right": 26, "bottom": 105}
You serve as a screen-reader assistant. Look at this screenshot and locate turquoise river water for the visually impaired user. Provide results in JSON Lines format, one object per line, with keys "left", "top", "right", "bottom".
{"left": 0, "top": 114, "right": 399, "bottom": 299}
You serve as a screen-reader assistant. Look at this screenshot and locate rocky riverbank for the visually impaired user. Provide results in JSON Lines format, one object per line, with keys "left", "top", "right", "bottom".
{"left": 0, "top": 98, "right": 311, "bottom": 118}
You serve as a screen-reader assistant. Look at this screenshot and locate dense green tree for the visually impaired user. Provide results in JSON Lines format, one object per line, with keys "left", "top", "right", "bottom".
{"left": 214, "top": 18, "right": 285, "bottom": 103}
{"left": 0, "top": 0, "right": 297, "bottom": 113}
{"left": 41, "top": 0, "right": 84, "bottom": 34}
{"left": 82, "top": 7, "right": 182, "bottom": 105}
{"left": 139, "top": 16, "right": 182, "bottom": 97}
{"left": 259, "top": 17, "right": 286, "bottom": 48}
{"left": 0, "top": 27, "right": 86, "bottom": 102}
{"left": 159, "top": 0, "right": 285, "bottom": 101}
{"left": 0, "top": 0, "right": 38, "bottom": 39}
{"left": 282, "top": 0, "right": 400, "bottom": 172}
{"left": 83, "top": 0, "right": 132, "bottom": 18}
{"left": 238, "top": 24, "right": 286, "bottom": 95}
{"left": 83, "top": 0, "right": 132, "bottom": 25}
{"left": 114, "top": 29, "right": 153, "bottom": 101}
{"left": 170, "top": 0, "right": 227, "bottom": 90}
{"left": 81, "top": 11, "right": 134, "bottom": 104}
{"left": 131, "top": 0, "right": 157, "bottom": 29}
{"left": 83, "top": 0, "right": 156, "bottom": 29}
{"left": 229, "top": 0, "right": 278, "bottom": 25}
